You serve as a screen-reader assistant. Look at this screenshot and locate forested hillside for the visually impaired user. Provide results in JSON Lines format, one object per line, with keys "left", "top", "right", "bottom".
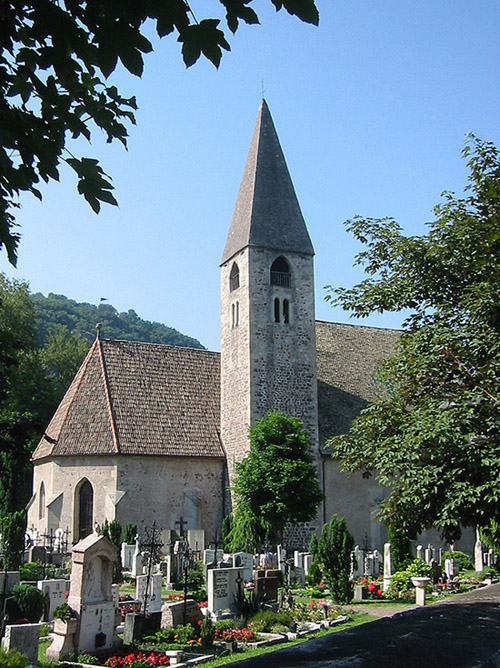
{"left": 31, "top": 292, "right": 205, "bottom": 349}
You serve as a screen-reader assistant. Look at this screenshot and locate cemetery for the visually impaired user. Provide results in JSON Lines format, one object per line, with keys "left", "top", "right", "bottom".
{"left": 1, "top": 519, "right": 498, "bottom": 667}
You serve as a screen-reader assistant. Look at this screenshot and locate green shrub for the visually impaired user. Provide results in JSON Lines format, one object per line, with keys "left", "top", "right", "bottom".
{"left": 442, "top": 550, "right": 473, "bottom": 571}
{"left": 390, "top": 559, "right": 433, "bottom": 594}
{"left": 0, "top": 511, "right": 27, "bottom": 570}
{"left": 6, "top": 584, "right": 44, "bottom": 622}
{"left": 316, "top": 515, "right": 354, "bottom": 604}
{"left": 200, "top": 615, "right": 215, "bottom": 647}
{"left": 144, "top": 627, "right": 177, "bottom": 644}
{"left": 123, "top": 523, "right": 138, "bottom": 544}
{"left": 248, "top": 609, "right": 292, "bottom": 633}
{"left": 53, "top": 602, "right": 77, "bottom": 621}
{"left": 306, "top": 559, "right": 323, "bottom": 586}
{"left": 214, "top": 619, "right": 240, "bottom": 632}
{"left": 174, "top": 624, "right": 196, "bottom": 644}
{"left": 0, "top": 647, "right": 28, "bottom": 668}
{"left": 77, "top": 653, "right": 100, "bottom": 665}
{"left": 19, "top": 561, "right": 58, "bottom": 582}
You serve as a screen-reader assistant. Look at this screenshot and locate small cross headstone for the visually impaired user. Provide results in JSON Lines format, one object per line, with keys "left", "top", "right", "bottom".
{"left": 175, "top": 516, "right": 187, "bottom": 538}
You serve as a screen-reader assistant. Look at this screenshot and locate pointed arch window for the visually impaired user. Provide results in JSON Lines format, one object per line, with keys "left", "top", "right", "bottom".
{"left": 270, "top": 256, "right": 291, "bottom": 287}
{"left": 39, "top": 482, "right": 45, "bottom": 521}
{"left": 78, "top": 479, "right": 93, "bottom": 541}
{"left": 229, "top": 262, "right": 240, "bottom": 291}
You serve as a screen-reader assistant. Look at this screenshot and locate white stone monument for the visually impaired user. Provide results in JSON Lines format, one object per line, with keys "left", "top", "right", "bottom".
{"left": 136, "top": 573, "right": 163, "bottom": 614}
{"left": 69, "top": 533, "right": 118, "bottom": 654}
{"left": 207, "top": 567, "right": 242, "bottom": 615}
{"left": 383, "top": 543, "right": 392, "bottom": 592}
{"left": 37, "top": 578, "right": 70, "bottom": 620}
{"left": 232, "top": 552, "right": 254, "bottom": 582}
{"left": 474, "top": 529, "right": 484, "bottom": 573}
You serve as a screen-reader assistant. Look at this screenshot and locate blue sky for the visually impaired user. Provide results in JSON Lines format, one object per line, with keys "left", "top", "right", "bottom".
{"left": 2, "top": 1, "right": 500, "bottom": 351}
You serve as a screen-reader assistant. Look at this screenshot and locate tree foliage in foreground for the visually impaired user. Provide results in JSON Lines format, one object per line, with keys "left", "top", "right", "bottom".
{"left": 326, "top": 135, "right": 500, "bottom": 543}
{"left": 0, "top": 0, "right": 319, "bottom": 265}
{"left": 227, "top": 412, "right": 323, "bottom": 550}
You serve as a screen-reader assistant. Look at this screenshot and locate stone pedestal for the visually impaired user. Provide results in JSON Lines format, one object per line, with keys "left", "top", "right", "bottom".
{"left": 354, "top": 584, "right": 367, "bottom": 602}
{"left": 412, "top": 577, "right": 431, "bottom": 606}
{"left": 46, "top": 618, "right": 77, "bottom": 661}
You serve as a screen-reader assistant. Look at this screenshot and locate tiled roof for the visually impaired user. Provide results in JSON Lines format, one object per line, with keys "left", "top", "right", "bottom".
{"left": 221, "top": 99, "right": 314, "bottom": 265}
{"left": 315, "top": 321, "right": 401, "bottom": 450}
{"left": 33, "top": 322, "right": 399, "bottom": 461}
{"left": 32, "top": 340, "right": 223, "bottom": 460}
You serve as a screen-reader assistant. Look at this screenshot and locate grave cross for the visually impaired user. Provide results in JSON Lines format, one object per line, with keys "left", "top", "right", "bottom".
{"left": 141, "top": 522, "right": 164, "bottom": 616}
{"left": 175, "top": 516, "right": 187, "bottom": 538}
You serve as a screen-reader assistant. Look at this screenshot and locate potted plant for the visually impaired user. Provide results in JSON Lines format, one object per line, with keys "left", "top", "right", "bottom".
{"left": 52, "top": 602, "right": 78, "bottom": 634}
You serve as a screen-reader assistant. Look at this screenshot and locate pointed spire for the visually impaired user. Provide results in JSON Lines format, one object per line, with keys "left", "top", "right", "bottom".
{"left": 221, "top": 99, "right": 314, "bottom": 265}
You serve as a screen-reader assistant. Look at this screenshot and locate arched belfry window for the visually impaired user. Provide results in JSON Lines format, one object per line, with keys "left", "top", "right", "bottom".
{"left": 270, "top": 256, "right": 291, "bottom": 287}
{"left": 77, "top": 479, "right": 93, "bottom": 541}
{"left": 39, "top": 481, "right": 45, "bottom": 521}
{"left": 229, "top": 262, "right": 240, "bottom": 291}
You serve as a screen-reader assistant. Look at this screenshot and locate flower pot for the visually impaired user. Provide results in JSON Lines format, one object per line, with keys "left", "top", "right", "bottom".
{"left": 54, "top": 617, "right": 78, "bottom": 635}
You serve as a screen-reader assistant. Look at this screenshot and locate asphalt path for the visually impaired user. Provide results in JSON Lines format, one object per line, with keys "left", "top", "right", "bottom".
{"left": 231, "top": 583, "right": 500, "bottom": 667}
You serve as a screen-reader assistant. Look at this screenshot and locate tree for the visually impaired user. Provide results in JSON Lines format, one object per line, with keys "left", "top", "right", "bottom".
{"left": 315, "top": 515, "right": 354, "bottom": 604}
{"left": 1, "top": 0, "right": 319, "bottom": 266}
{"left": 0, "top": 510, "right": 27, "bottom": 569}
{"left": 227, "top": 411, "right": 323, "bottom": 550}
{"left": 326, "top": 135, "right": 500, "bottom": 543}
{"left": 0, "top": 274, "right": 88, "bottom": 515}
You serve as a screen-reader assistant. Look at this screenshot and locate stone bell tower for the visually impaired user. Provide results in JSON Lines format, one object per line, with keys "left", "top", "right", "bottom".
{"left": 220, "top": 100, "right": 318, "bottom": 491}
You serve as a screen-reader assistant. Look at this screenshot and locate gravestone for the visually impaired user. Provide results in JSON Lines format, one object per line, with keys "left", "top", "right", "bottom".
{"left": 352, "top": 546, "right": 364, "bottom": 579}
{"left": 232, "top": 552, "right": 253, "bottom": 582}
{"left": 161, "top": 599, "right": 203, "bottom": 628}
{"left": 255, "top": 569, "right": 282, "bottom": 601}
{"left": 65, "top": 533, "right": 118, "bottom": 655}
{"left": 187, "top": 529, "right": 205, "bottom": 555}
{"left": 2, "top": 623, "right": 41, "bottom": 664}
{"left": 29, "top": 545, "right": 47, "bottom": 563}
{"left": 444, "top": 558, "right": 455, "bottom": 580}
{"left": 121, "top": 542, "right": 135, "bottom": 571}
{"left": 136, "top": 573, "right": 163, "bottom": 614}
{"left": 207, "top": 567, "right": 242, "bottom": 615}
{"left": 37, "top": 579, "right": 70, "bottom": 621}
{"left": 416, "top": 545, "right": 424, "bottom": 560}
{"left": 0, "top": 571, "right": 20, "bottom": 593}
{"left": 383, "top": 543, "right": 392, "bottom": 592}
{"left": 303, "top": 553, "right": 313, "bottom": 575}
{"left": 293, "top": 551, "right": 304, "bottom": 569}
{"left": 487, "top": 549, "right": 495, "bottom": 568}
{"left": 131, "top": 536, "right": 143, "bottom": 578}
{"left": 277, "top": 545, "right": 286, "bottom": 570}
{"left": 475, "top": 529, "right": 484, "bottom": 573}
{"left": 424, "top": 545, "right": 433, "bottom": 564}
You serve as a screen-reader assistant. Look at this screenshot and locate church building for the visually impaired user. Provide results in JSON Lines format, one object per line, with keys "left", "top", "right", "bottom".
{"left": 28, "top": 101, "right": 405, "bottom": 550}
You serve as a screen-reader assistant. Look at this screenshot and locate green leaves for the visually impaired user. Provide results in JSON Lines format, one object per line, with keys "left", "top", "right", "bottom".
{"left": 327, "top": 137, "right": 500, "bottom": 542}
{"left": 66, "top": 157, "right": 118, "bottom": 213}
{"left": 228, "top": 411, "right": 323, "bottom": 549}
{"left": 181, "top": 20, "right": 230, "bottom": 68}
{"left": 0, "top": 0, "right": 318, "bottom": 264}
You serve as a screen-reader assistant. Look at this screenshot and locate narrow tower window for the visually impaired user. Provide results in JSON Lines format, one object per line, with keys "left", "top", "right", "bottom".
{"left": 232, "top": 301, "right": 240, "bottom": 328}
{"left": 274, "top": 298, "right": 280, "bottom": 323}
{"left": 270, "top": 256, "right": 291, "bottom": 287}
{"left": 283, "top": 299, "right": 290, "bottom": 323}
{"left": 229, "top": 262, "right": 240, "bottom": 291}
{"left": 39, "top": 481, "right": 45, "bottom": 521}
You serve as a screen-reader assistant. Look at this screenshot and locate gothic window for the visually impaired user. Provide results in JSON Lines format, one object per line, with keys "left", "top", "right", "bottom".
{"left": 78, "top": 479, "right": 93, "bottom": 541}
{"left": 39, "top": 481, "right": 45, "bottom": 521}
{"left": 283, "top": 299, "right": 290, "bottom": 324}
{"left": 274, "top": 298, "right": 280, "bottom": 323}
{"left": 270, "top": 256, "right": 291, "bottom": 287}
{"left": 229, "top": 262, "right": 240, "bottom": 291}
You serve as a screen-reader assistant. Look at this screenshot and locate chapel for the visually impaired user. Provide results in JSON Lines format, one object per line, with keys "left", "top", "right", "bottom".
{"left": 27, "top": 101, "right": 409, "bottom": 551}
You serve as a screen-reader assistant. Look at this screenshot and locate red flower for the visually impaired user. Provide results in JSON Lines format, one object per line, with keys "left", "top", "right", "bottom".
{"left": 362, "top": 578, "right": 368, "bottom": 584}
{"left": 368, "top": 582, "right": 376, "bottom": 592}
{"left": 197, "top": 619, "right": 202, "bottom": 626}
{"left": 377, "top": 589, "right": 383, "bottom": 596}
